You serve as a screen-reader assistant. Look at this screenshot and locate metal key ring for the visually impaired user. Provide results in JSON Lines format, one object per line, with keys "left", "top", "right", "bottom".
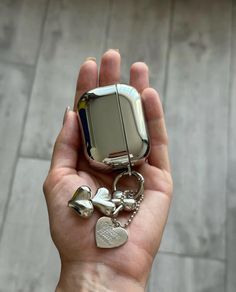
{"left": 113, "top": 170, "right": 144, "bottom": 200}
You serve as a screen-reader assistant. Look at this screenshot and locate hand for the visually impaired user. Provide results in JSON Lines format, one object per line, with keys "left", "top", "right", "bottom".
{"left": 43, "top": 50, "right": 173, "bottom": 292}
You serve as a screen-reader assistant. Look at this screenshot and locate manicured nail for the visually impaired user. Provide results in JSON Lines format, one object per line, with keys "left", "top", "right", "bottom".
{"left": 85, "top": 57, "right": 96, "bottom": 62}
{"left": 108, "top": 48, "right": 120, "bottom": 53}
{"left": 63, "top": 106, "right": 71, "bottom": 125}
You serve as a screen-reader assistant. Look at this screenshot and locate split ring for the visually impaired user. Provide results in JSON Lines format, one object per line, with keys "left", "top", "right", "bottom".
{"left": 113, "top": 170, "right": 144, "bottom": 200}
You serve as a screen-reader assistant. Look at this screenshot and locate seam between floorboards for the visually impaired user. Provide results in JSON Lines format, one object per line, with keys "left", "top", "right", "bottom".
{"left": 162, "top": 0, "right": 175, "bottom": 112}
{"left": 19, "top": 154, "right": 51, "bottom": 162}
{"left": 158, "top": 250, "right": 226, "bottom": 263}
{"left": 0, "top": 59, "right": 33, "bottom": 68}
{"left": 0, "top": 0, "right": 51, "bottom": 242}
{"left": 225, "top": 0, "right": 235, "bottom": 291}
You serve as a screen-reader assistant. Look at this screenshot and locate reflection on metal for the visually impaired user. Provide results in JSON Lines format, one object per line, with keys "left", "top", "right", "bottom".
{"left": 77, "top": 84, "right": 149, "bottom": 171}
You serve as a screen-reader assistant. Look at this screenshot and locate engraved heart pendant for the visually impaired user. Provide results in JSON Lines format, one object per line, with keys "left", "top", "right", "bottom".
{"left": 95, "top": 217, "right": 128, "bottom": 248}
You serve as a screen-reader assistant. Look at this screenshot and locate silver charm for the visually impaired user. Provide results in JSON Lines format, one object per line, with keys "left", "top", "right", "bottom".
{"left": 112, "top": 190, "right": 137, "bottom": 217}
{"left": 68, "top": 171, "right": 145, "bottom": 248}
{"left": 92, "top": 187, "right": 116, "bottom": 216}
{"left": 95, "top": 217, "right": 128, "bottom": 248}
{"left": 68, "top": 186, "right": 116, "bottom": 217}
{"left": 68, "top": 186, "right": 94, "bottom": 218}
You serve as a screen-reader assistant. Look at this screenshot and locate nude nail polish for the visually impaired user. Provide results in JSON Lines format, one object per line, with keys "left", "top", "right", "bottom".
{"left": 85, "top": 57, "right": 96, "bottom": 62}
{"left": 63, "top": 106, "right": 71, "bottom": 125}
{"left": 108, "top": 49, "right": 120, "bottom": 53}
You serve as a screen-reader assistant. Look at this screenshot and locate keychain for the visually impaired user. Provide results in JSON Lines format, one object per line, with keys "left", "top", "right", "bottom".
{"left": 68, "top": 84, "right": 149, "bottom": 248}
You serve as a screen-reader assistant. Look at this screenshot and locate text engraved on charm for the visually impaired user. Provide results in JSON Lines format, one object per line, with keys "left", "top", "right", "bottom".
{"left": 95, "top": 217, "right": 128, "bottom": 248}
{"left": 97, "top": 222, "right": 122, "bottom": 243}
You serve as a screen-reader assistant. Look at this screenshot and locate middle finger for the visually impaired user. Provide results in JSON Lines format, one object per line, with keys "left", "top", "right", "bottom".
{"left": 99, "top": 49, "right": 121, "bottom": 86}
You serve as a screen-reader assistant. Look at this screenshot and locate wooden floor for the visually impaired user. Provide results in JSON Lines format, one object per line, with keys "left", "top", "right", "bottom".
{"left": 0, "top": 0, "right": 235, "bottom": 291}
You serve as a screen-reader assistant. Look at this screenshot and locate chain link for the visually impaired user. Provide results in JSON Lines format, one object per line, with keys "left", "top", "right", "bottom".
{"left": 111, "top": 170, "right": 145, "bottom": 229}
{"left": 112, "top": 193, "right": 144, "bottom": 229}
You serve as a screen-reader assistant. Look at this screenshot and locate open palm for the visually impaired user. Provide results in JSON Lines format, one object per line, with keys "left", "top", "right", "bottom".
{"left": 43, "top": 50, "right": 173, "bottom": 291}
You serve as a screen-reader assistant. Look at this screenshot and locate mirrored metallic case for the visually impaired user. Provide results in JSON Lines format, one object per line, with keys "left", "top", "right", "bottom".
{"left": 77, "top": 84, "right": 150, "bottom": 171}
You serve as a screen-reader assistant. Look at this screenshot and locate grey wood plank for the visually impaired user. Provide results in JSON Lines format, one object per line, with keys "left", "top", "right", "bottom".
{"left": 160, "top": 0, "right": 231, "bottom": 260}
{"left": 0, "top": 158, "right": 60, "bottom": 292}
{"left": 107, "top": 0, "right": 171, "bottom": 96}
{"left": 149, "top": 253, "right": 225, "bottom": 292}
{"left": 226, "top": 1, "right": 236, "bottom": 291}
{"left": 20, "top": 0, "right": 111, "bottom": 159}
{"left": 0, "top": 63, "right": 33, "bottom": 226}
{"left": 0, "top": 0, "right": 48, "bottom": 65}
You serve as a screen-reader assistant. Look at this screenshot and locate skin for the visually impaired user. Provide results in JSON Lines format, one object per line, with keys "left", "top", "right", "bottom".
{"left": 43, "top": 49, "right": 173, "bottom": 291}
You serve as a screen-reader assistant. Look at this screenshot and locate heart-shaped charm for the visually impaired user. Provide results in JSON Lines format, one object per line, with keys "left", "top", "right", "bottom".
{"left": 95, "top": 217, "right": 128, "bottom": 248}
{"left": 92, "top": 188, "right": 116, "bottom": 216}
{"left": 68, "top": 186, "right": 94, "bottom": 218}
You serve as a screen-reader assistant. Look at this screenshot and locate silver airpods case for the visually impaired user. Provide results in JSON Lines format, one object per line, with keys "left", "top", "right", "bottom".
{"left": 77, "top": 84, "right": 150, "bottom": 171}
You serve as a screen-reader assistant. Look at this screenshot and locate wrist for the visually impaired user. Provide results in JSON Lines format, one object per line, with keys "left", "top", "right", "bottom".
{"left": 56, "top": 261, "right": 145, "bottom": 292}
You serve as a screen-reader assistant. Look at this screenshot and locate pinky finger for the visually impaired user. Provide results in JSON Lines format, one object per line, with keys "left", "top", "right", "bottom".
{"left": 142, "top": 88, "right": 171, "bottom": 172}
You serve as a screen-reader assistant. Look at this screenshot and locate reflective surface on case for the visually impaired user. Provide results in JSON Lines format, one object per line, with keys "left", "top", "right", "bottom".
{"left": 77, "top": 84, "right": 149, "bottom": 170}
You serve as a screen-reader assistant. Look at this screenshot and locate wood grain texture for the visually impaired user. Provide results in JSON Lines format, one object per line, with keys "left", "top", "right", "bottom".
{"left": 226, "top": 1, "right": 236, "bottom": 291}
{"left": 107, "top": 0, "right": 172, "bottom": 95}
{"left": 1, "top": 0, "right": 235, "bottom": 290}
{"left": 149, "top": 253, "right": 225, "bottom": 292}
{"left": 20, "top": 0, "right": 111, "bottom": 160}
{"left": 0, "top": 0, "right": 48, "bottom": 65}
{"left": 0, "top": 158, "right": 60, "bottom": 292}
{"left": 0, "top": 63, "right": 33, "bottom": 226}
{"left": 160, "top": 0, "right": 231, "bottom": 260}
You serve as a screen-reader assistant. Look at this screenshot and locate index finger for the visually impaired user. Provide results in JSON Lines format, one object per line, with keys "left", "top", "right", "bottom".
{"left": 74, "top": 59, "right": 98, "bottom": 110}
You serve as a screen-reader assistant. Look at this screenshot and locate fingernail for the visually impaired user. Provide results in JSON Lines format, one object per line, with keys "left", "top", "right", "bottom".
{"left": 63, "top": 106, "right": 71, "bottom": 125}
{"left": 108, "top": 48, "right": 120, "bottom": 53}
{"left": 85, "top": 57, "right": 96, "bottom": 62}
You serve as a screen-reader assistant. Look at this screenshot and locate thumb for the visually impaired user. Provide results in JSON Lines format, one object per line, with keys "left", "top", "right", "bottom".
{"left": 50, "top": 108, "right": 81, "bottom": 170}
